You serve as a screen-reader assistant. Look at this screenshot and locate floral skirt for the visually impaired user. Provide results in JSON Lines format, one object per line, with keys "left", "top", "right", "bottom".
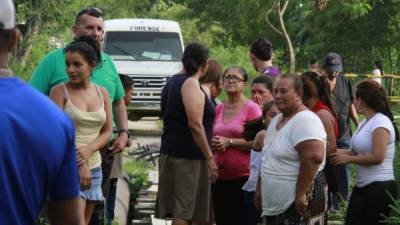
{"left": 264, "top": 171, "right": 328, "bottom": 225}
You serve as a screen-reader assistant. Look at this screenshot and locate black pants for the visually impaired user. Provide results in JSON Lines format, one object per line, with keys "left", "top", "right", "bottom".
{"left": 212, "top": 177, "right": 248, "bottom": 225}
{"left": 345, "top": 180, "right": 398, "bottom": 225}
{"left": 243, "top": 190, "right": 261, "bottom": 225}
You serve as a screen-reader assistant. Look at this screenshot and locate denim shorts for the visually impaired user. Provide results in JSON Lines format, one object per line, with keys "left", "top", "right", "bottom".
{"left": 80, "top": 167, "right": 105, "bottom": 203}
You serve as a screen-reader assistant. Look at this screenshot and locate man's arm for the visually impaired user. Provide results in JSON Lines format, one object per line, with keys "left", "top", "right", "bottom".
{"left": 347, "top": 76, "right": 358, "bottom": 127}
{"left": 47, "top": 199, "right": 81, "bottom": 225}
{"left": 349, "top": 104, "right": 359, "bottom": 127}
{"left": 110, "top": 99, "right": 129, "bottom": 154}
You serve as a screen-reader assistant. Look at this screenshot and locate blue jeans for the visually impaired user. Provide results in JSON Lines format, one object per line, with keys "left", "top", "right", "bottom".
{"left": 336, "top": 140, "right": 351, "bottom": 201}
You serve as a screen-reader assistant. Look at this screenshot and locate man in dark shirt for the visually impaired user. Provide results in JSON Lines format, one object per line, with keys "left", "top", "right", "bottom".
{"left": 323, "top": 52, "right": 358, "bottom": 207}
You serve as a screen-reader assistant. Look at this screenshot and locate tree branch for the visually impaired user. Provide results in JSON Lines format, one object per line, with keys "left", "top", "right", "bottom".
{"left": 277, "top": 0, "right": 296, "bottom": 72}
{"left": 265, "top": 2, "right": 283, "bottom": 36}
{"left": 281, "top": 0, "right": 290, "bottom": 15}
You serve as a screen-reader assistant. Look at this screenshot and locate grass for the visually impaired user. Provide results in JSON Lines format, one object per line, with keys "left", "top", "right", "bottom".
{"left": 383, "top": 193, "right": 400, "bottom": 224}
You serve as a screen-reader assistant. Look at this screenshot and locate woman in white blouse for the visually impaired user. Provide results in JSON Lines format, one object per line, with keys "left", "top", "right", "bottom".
{"left": 331, "top": 79, "right": 399, "bottom": 225}
{"left": 257, "top": 74, "right": 328, "bottom": 225}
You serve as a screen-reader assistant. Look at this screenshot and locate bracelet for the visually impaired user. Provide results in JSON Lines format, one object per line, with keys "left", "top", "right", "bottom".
{"left": 118, "top": 129, "right": 130, "bottom": 139}
{"left": 229, "top": 138, "right": 233, "bottom": 146}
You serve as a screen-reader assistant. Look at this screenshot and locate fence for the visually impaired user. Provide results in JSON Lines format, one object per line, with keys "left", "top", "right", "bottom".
{"left": 345, "top": 74, "right": 400, "bottom": 103}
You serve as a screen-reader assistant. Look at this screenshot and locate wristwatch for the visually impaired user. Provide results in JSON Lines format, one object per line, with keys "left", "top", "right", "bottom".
{"left": 118, "top": 129, "right": 130, "bottom": 139}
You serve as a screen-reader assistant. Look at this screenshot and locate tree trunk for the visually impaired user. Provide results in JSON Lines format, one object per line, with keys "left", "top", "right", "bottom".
{"left": 277, "top": 0, "right": 295, "bottom": 73}
{"left": 384, "top": 35, "right": 393, "bottom": 74}
{"left": 15, "top": 14, "right": 40, "bottom": 64}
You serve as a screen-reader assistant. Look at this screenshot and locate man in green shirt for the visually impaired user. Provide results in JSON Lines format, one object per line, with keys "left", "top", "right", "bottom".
{"left": 30, "top": 7, "right": 129, "bottom": 224}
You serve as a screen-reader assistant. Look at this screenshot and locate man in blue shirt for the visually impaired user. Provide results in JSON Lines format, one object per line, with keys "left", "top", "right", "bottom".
{"left": 0, "top": 1, "right": 81, "bottom": 224}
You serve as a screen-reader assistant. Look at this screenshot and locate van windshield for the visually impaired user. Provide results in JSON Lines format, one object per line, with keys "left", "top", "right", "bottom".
{"left": 104, "top": 31, "right": 182, "bottom": 61}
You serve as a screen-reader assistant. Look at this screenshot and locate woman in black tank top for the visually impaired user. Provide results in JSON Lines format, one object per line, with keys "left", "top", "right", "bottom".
{"left": 156, "top": 43, "right": 219, "bottom": 224}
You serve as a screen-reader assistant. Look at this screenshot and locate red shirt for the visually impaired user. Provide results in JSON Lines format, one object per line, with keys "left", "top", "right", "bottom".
{"left": 311, "top": 100, "right": 339, "bottom": 138}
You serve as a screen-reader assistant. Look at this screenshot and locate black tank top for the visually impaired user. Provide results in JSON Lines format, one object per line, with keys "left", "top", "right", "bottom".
{"left": 160, "top": 74, "right": 215, "bottom": 159}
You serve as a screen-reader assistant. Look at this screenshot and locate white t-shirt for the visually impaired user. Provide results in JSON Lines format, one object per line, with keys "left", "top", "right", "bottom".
{"left": 351, "top": 113, "right": 395, "bottom": 187}
{"left": 372, "top": 68, "right": 382, "bottom": 84}
{"left": 242, "top": 149, "right": 262, "bottom": 192}
{"left": 260, "top": 110, "right": 326, "bottom": 216}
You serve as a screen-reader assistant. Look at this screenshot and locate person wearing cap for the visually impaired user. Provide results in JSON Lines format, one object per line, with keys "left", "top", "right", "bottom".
{"left": 0, "top": 0, "right": 81, "bottom": 224}
{"left": 249, "top": 38, "right": 280, "bottom": 79}
{"left": 323, "top": 52, "right": 358, "bottom": 207}
{"left": 29, "top": 7, "right": 129, "bottom": 225}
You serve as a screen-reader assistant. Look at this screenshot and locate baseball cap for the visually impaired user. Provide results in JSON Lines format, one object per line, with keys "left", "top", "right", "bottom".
{"left": 323, "top": 52, "right": 343, "bottom": 72}
{"left": 0, "top": 0, "right": 15, "bottom": 30}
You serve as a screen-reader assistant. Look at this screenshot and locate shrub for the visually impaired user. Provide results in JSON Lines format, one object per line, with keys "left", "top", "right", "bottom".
{"left": 123, "top": 159, "right": 153, "bottom": 222}
{"left": 382, "top": 193, "right": 400, "bottom": 224}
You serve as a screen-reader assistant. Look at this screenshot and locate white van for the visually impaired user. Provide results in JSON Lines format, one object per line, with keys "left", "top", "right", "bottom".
{"left": 103, "top": 19, "right": 184, "bottom": 119}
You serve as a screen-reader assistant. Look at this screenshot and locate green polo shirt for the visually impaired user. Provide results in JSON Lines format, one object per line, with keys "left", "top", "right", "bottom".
{"left": 30, "top": 48, "right": 124, "bottom": 104}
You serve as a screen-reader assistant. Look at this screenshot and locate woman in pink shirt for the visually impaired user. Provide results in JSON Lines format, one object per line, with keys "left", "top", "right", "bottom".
{"left": 212, "top": 66, "right": 261, "bottom": 225}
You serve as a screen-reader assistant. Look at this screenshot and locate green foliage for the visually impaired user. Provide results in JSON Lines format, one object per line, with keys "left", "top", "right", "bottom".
{"left": 12, "top": 0, "right": 400, "bottom": 79}
{"left": 11, "top": 33, "right": 57, "bottom": 81}
{"left": 342, "top": 0, "right": 373, "bottom": 19}
{"left": 123, "top": 159, "right": 153, "bottom": 222}
{"left": 123, "top": 159, "right": 153, "bottom": 193}
{"left": 144, "top": 1, "right": 225, "bottom": 47}
{"left": 383, "top": 192, "right": 400, "bottom": 224}
{"left": 327, "top": 196, "right": 349, "bottom": 223}
{"left": 394, "top": 143, "right": 400, "bottom": 187}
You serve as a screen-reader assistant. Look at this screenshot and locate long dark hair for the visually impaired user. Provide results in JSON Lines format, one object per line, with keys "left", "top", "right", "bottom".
{"left": 199, "top": 59, "right": 223, "bottom": 86}
{"left": 65, "top": 36, "right": 101, "bottom": 67}
{"left": 356, "top": 80, "right": 399, "bottom": 141}
{"left": 182, "top": 42, "right": 209, "bottom": 76}
{"left": 301, "top": 71, "right": 337, "bottom": 116}
{"left": 243, "top": 101, "right": 275, "bottom": 141}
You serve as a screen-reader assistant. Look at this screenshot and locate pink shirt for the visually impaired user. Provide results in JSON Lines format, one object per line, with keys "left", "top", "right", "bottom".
{"left": 213, "top": 100, "right": 262, "bottom": 180}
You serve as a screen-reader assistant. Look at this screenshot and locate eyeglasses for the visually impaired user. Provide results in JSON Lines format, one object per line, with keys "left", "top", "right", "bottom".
{"left": 75, "top": 7, "right": 103, "bottom": 23}
{"left": 224, "top": 75, "right": 245, "bottom": 82}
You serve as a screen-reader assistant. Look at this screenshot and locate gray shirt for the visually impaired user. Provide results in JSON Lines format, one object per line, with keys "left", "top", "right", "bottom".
{"left": 332, "top": 74, "right": 354, "bottom": 146}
